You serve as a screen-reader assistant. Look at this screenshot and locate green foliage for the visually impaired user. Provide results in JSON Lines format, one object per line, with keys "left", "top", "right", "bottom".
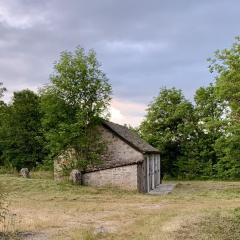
{"left": 140, "top": 37, "right": 240, "bottom": 180}
{"left": 208, "top": 36, "right": 240, "bottom": 179}
{"left": 140, "top": 85, "right": 228, "bottom": 180}
{"left": 0, "top": 83, "right": 7, "bottom": 166}
{"left": 41, "top": 47, "right": 111, "bottom": 170}
{"left": 0, "top": 82, "right": 6, "bottom": 100}
{"left": 214, "top": 124, "right": 240, "bottom": 179}
{"left": 0, "top": 90, "right": 46, "bottom": 170}
{"left": 181, "top": 84, "right": 227, "bottom": 179}
{"left": 140, "top": 87, "right": 194, "bottom": 178}
{"left": 209, "top": 36, "right": 240, "bottom": 118}
{"left": 0, "top": 165, "right": 17, "bottom": 175}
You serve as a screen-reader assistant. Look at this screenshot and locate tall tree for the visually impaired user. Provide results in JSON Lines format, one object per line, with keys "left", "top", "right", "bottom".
{"left": 209, "top": 36, "right": 240, "bottom": 179}
{"left": 0, "top": 83, "right": 7, "bottom": 166}
{"left": 0, "top": 82, "right": 6, "bottom": 100}
{"left": 1, "top": 90, "right": 45, "bottom": 169}
{"left": 140, "top": 87, "right": 194, "bottom": 178}
{"left": 189, "top": 84, "right": 226, "bottom": 178}
{"left": 41, "top": 47, "right": 112, "bottom": 170}
{"left": 209, "top": 36, "right": 240, "bottom": 118}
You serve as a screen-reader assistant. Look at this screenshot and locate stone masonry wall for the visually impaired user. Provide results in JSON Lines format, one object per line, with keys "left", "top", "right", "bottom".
{"left": 93, "top": 126, "right": 144, "bottom": 170}
{"left": 54, "top": 125, "right": 144, "bottom": 190}
{"left": 83, "top": 164, "right": 138, "bottom": 190}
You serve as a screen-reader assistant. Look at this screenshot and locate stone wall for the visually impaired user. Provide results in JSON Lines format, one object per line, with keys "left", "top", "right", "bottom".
{"left": 54, "top": 125, "right": 144, "bottom": 190}
{"left": 92, "top": 125, "right": 144, "bottom": 170}
{"left": 83, "top": 164, "right": 138, "bottom": 190}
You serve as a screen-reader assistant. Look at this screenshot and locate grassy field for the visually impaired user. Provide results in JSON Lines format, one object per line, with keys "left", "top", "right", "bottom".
{"left": 0, "top": 174, "right": 240, "bottom": 240}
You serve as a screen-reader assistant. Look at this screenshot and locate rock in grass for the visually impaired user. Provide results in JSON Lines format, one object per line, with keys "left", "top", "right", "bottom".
{"left": 20, "top": 168, "right": 30, "bottom": 178}
{"left": 95, "top": 226, "right": 109, "bottom": 234}
{"left": 69, "top": 169, "right": 81, "bottom": 184}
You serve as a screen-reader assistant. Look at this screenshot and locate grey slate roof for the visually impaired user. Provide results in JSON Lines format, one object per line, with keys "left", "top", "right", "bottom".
{"left": 102, "top": 120, "right": 160, "bottom": 154}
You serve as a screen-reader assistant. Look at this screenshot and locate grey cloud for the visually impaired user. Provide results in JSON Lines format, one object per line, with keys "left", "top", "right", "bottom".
{"left": 0, "top": 0, "right": 239, "bottom": 110}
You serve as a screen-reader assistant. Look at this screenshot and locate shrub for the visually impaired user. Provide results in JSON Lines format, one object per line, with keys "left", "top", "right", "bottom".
{"left": 0, "top": 165, "right": 17, "bottom": 175}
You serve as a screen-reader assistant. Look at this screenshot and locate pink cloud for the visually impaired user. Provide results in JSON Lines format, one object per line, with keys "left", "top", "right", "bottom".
{"left": 110, "top": 98, "right": 146, "bottom": 127}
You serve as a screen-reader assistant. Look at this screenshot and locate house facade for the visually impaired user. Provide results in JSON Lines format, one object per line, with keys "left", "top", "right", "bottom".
{"left": 54, "top": 120, "right": 160, "bottom": 193}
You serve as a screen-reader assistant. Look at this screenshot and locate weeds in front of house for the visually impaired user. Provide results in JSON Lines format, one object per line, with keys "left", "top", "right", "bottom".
{"left": 0, "top": 183, "right": 9, "bottom": 229}
{"left": 0, "top": 183, "right": 20, "bottom": 239}
{"left": 0, "top": 165, "right": 18, "bottom": 175}
{"left": 30, "top": 170, "right": 53, "bottom": 179}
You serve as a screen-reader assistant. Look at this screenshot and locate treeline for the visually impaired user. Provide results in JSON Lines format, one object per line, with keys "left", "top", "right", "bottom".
{"left": 140, "top": 37, "right": 240, "bottom": 180}
{"left": 0, "top": 48, "right": 111, "bottom": 171}
{"left": 0, "top": 89, "right": 45, "bottom": 170}
{"left": 0, "top": 38, "right": 240, "bottom": 180}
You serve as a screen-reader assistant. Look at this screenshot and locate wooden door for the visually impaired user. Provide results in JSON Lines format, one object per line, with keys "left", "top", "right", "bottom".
{"left": 145, "top": 154, "right": 161, "bottom": 192}
{"left": 154, "top": 155, "right": 158, "bottom": 187}
{"left": 149, "top": 156, "right": 152, "bottom": 190}
{"left": 157, "top": 155, "right": 160, "bottom": 185}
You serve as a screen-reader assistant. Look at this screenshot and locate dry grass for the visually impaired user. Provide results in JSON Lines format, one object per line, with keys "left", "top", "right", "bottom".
{"left": 0, "top": 174, "right": 240, "bottom": 239}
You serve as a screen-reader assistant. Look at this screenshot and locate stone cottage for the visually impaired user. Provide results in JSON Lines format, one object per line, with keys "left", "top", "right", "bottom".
{"left": 54, "top": 120, "right": 160, "bottom": 193}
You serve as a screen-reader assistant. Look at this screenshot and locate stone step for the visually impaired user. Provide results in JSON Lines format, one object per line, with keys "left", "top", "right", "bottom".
{"left": 149, "top": 184, "right": 176, "bottom": 195}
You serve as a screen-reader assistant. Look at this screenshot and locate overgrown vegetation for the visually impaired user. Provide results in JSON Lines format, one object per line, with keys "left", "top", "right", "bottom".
{"left": 0, "top": 183, "right": 7, "bottom": 225}
{"left": 0, "top": 182, "right": 10, "bottom": 238}
{"left": 0, "top": 47, "right": 112, "bottom": 172}
{"left": 40, "top": 47, "right": 111, "bottom": 170}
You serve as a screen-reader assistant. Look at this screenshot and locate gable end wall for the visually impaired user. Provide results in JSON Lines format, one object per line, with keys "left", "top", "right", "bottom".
{"left": 96, "top": 125, "right": 144, "bottom": 169}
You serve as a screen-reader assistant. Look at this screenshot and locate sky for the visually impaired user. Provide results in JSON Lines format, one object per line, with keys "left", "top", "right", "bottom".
{"left": 0, "top": 0, "right": 239, "bottom": 126}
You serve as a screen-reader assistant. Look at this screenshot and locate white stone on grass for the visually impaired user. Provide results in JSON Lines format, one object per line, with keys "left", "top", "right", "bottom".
{"left": 20, "top": 168, "right": 30, "bottom": 178}
{"left": 69, "top": 169, "right": 81, "bottom": 184}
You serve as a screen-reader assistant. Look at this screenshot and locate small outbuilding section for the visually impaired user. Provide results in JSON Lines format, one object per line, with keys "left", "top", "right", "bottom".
{"left": 54, "top": 120, "right": 160, "bottom": 193}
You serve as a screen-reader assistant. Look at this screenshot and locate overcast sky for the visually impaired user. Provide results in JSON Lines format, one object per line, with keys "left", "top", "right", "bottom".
{"left": 0, "top": 0, "right": 239, "bottom": 126}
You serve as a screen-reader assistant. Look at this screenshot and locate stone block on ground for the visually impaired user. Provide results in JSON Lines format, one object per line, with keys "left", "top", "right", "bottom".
{"left": 69, "top": 169, "right": 81, "bottom": 184}
{"left": 20, "top": 168, "right": 30, "bottom": 178}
